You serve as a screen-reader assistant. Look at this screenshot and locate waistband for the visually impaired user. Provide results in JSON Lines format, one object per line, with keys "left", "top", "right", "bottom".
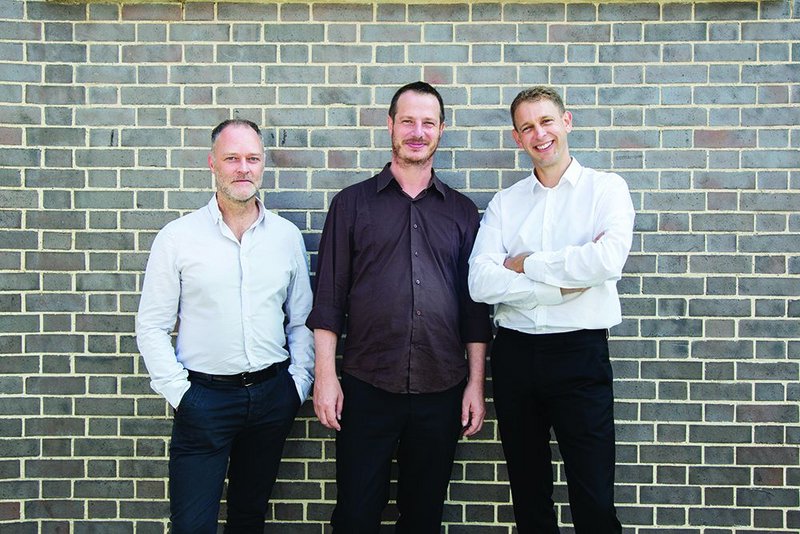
{"left": 187, "top": 359, "right": 288, "bottom": 387}
{"left": 497, "top": 326, "right": 608, "bottom": 342}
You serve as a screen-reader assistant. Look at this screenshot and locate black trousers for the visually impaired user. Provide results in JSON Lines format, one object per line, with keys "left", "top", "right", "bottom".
{"left": 491, "top": 327, "right": 622, "bottom": 534}
{"left": 331, "top": 373, "right": 464, "bottom": 534}
{"left": 169, "top": 363, "right": 300, "bottom": 534}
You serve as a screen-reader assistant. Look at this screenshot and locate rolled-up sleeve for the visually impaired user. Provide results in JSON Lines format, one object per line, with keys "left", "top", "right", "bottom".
{"left": 285, "top": 228, "right": 316, "bottom": 401}
{"left": 306, "top": 192, "right": 351, "bottom": 335}
{"left": 458, "top": 201, "right": 493, "bottom": 343}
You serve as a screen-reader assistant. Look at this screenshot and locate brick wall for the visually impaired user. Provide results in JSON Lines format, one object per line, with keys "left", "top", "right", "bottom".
{"left": 1, "top": 0, "right": 798, "bottom": 531}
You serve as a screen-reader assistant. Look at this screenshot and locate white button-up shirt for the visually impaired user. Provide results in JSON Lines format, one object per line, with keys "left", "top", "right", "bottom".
{"left": 136, "top": 195, "right": 315, "bottom": 408}
{"left": 468, "top": 158, "right": 635, "bottom": 334}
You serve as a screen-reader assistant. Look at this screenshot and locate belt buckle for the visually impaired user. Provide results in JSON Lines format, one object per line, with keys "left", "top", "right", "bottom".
{"left": 240, "top": 372, "right": 255, "bottom": 387}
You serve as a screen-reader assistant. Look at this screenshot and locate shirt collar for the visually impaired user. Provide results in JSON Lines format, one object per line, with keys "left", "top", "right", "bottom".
{"left": 206, "top": 194, "right": 266, "bottom": 226}
{"left": 376, "top": 162, "right": 447, "bottom": 199}
{"left": 531, "top": 157, "right": 582, "bottom": 193}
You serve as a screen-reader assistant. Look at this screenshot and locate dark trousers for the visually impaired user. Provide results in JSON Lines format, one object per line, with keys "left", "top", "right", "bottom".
{"left": 331, "top": 373, "right": 464, "bottom": 534}
{"left": 491, "top": 327, "right": 622, "bottom": 534}
{"left": 168, "top": 363, "right": 301, "bottom": 534}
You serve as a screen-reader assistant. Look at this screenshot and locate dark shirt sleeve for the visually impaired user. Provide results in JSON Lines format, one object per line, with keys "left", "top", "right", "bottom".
{"left": 306, "top": 192, "right": 350, "bottom": 335}
{"left": 458, "top": 198, "right": 493, "bottom": 343}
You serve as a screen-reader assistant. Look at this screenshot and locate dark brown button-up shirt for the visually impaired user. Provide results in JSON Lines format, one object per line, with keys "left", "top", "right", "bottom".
{"left": 306, "top": 163, "right": 492, "bottom": 394}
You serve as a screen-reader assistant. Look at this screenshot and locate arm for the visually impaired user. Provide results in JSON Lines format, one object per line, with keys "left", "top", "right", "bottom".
{"left": 135, "top": 229, "right": 190, "bottom": 409}
{"left": 468, "top": 195, "right": 563, "bottom": 308}
{"left": 523, "top": 177, "right": 635, "bottom": 287}
{"left": 307, "top": 193, "right": 352, "bottom": 431}
{"left": 312, "top": 328, "right": 343, "bottom": 431}
{"left": 461, "top": 342, "right": 487, "bottom": 437}
{"left": 285, "top": 230, "right": 315, "bottom": 401}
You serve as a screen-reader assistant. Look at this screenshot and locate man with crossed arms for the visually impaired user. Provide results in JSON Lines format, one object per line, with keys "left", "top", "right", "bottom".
{"left": 469, "top": 86, "right": 635, "bottom": 533}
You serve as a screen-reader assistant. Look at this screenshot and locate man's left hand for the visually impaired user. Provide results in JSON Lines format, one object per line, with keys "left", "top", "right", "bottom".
{"left": 461, "top": 380, "right": 486, "bottom": 437}
{"left": 503, "top": 253, "right": 529, "bottom": 274}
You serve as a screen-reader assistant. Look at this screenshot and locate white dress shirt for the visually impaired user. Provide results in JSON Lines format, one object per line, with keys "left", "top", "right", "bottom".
{"left": 468, "top": 158, "right": 635, "bottom": 334}
{"left": 135, "top": 195, "right": 315, "bottom": 408}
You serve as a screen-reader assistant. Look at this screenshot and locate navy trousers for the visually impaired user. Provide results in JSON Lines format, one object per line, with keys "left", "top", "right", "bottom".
{"left": 491, "top": 327, "right": 622, "bottom": 534}
{"left": 331, "top": 373, "right": 464, "bottom": 534}
{"left": 168, "top": 363, "right": 301, "bottom": 534}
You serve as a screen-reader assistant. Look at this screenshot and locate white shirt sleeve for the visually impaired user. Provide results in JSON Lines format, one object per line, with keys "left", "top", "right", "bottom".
{"left": 135, "top": 228, "right": 190, "bottom": 409}
{"left": 284, "top": 229, "right": 315, "bottom": 401}
{"left": 523, "top": 175, "right": 635, "bottom": 287}
{"left": 468, "top": 194, "right": 563, "bottom": 309}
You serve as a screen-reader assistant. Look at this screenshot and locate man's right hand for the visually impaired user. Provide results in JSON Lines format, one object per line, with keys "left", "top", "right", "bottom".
{"left": 313, "top": 373, "right": 343, "bottom": 431}
{"left": 560, "top": 287, "right": 586, "bottom": 295}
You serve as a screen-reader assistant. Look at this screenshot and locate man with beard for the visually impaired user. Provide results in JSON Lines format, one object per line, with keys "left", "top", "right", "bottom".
{"left": 136, "top": 119, "right": 314, "bottom": 533}
{"left": 306, "top": 81, "right": 492, "bottom": 533}
{"left": 468, "top": 86, "right": 634, "bottom": 533}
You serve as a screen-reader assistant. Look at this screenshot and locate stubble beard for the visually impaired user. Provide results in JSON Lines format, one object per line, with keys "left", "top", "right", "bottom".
{"left": 215, "top": 174, "right": 258, "bottom": 205}
{"left": 392, "top": 134, "right": 439, "bottom": 168}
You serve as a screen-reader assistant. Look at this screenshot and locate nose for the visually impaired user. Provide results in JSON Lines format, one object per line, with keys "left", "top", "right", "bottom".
{"left": 238, "top": 157, "right": 249, "bottom": 173}
{"left": 411, "top": 121, "right": 424, "bottom": 136}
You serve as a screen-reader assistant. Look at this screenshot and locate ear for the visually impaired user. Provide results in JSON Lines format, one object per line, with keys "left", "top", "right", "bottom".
{"left": 387, "top": 115, "right": 394, "bottom": 134}
{"left": 207, "top": 152, "right": 215, "bottom": 173}
{"left": 563, "top": 110, "right": 573, "bottom": 133}
{"left": 511, "top": 128, "right": 523, "bottom": 149}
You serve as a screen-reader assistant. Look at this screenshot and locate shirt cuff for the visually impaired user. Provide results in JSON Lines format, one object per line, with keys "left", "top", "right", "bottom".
{"left": 163, "top": 379, "right": 192, "bottom": 410}
{"left": 290, "top": 373, "right": 312, "bottom": 401}
{"left": 523, "top": 252, "right": 546, "bottom": 282}
{"left": 533, "top": 282, "right": 563, "bottom": 306}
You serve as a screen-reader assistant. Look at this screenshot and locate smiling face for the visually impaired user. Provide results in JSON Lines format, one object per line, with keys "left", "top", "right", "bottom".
{"left": 388, "top": 91, "right": 444, "bottom": 167}
{"left": 208, "top": 124, "right": 265, "bottom": 205}
{"left": 512, "top": 98, "right": 573, "bottom": 183}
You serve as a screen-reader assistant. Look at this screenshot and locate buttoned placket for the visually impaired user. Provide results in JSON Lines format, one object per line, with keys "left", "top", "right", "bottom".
{"left": 533, "top": 183, "right": 555, "bottom": 330}
{"left": 240, "top": 228, "right": 254, "bottom": 366}
{"left": 224, "top": 217, "right": 262, "bottom": 370}
{"left": 409, "top": 201, "right": 424, "bottom": 393}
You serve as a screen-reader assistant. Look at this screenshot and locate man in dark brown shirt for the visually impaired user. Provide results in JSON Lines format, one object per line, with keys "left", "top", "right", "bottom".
{"left": 306, "top": 81, "right": 492, "bottom": 533}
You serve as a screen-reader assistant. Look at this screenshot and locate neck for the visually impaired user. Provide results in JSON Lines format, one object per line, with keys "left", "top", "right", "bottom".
{"left": 216, "top": 194, "right": 259, "bottom": 241}
{"left": 534, "top": 157, "right": 572, "bottom": 188}
{"left": 390, "top": 157, "right": 433, "bottom": 198}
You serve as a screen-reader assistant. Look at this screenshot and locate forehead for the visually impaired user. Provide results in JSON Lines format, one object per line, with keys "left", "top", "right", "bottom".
{"left": 514, "top": 98, "right": 561, "bottom": 122}
{"left": 394, "top": 91, "right": 441, "bottom": 119}
{"left": 213, "top": 125, "right": 263, "bottom": 152}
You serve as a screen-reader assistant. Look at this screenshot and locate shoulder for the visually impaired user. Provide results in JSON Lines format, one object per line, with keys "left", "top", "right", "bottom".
{"left": 489, "top": 175, "right": 533, "bottom": 205}
{"left": 263, "top": 210, "right": 303, "bottom": 241}
{"left": 443, "top": 184, "right": 478, "bottom": 210}
{"left": 156, "top": 204, "right": 210, "bottom": 240}
{"left": 331, "top": 175, "right": 376, "bottom": 203}
{"left": 578, "top": 161, "right": 629, "bottom": 191}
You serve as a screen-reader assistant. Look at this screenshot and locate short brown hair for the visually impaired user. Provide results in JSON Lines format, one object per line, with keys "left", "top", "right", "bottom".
{"left": 389, "top": 81, "right": 445, "bottom": 124}
{"left": 510, "top": 86, "right": 566, "bottom": 130}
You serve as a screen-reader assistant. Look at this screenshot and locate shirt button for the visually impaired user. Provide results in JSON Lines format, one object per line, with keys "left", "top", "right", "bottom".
{"left": 415, "top": 279, "right": 420, "bottom": 285}
{"left": 414, "top": 251, "right": 419, "bottom": 256}
{"left": 412, "top": 223, "right": 418, "bottom": 229}
{"left": 416, "top": 310, "right": 422, "bottom": 316}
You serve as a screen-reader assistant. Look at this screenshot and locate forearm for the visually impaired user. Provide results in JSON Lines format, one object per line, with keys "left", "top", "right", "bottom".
{"left": 314, "top": 329, "right": 338, "bottom": 379}
{"left": 312, "top": 328, "right": 343, "bottom": 430}
{"left": 469, "top": 257, "right": 563, "bottom": 308}
{"left": 465, "top": 342, "right": 486, "bottom": 386}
